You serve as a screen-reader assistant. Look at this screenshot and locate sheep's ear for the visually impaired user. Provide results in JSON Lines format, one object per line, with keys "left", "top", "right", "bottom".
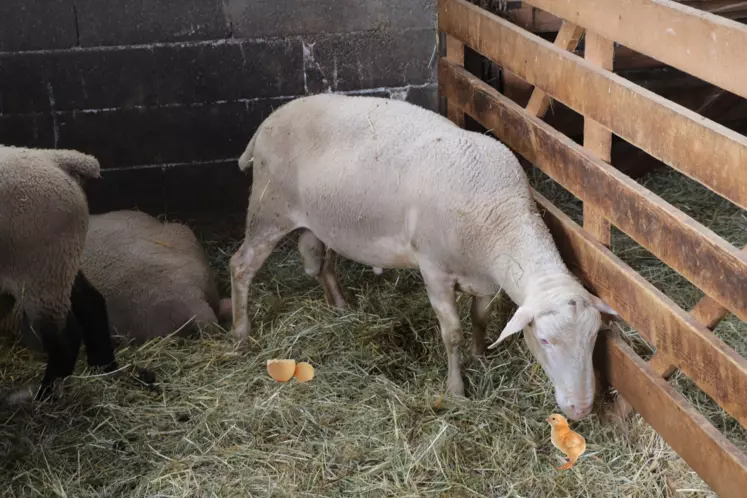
{"left": 488, "top": 306, "right": 534, "bottom": 349}
{"left": 590, "top": 295, "right": 617, "bottom": 316}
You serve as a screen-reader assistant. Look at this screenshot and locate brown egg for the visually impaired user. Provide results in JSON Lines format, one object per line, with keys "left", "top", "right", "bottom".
{"left": 294, "top": 362, "right": 315, "bottom": 383}
{"left": 267, "top": 359, "right": 296, "bottom": 382}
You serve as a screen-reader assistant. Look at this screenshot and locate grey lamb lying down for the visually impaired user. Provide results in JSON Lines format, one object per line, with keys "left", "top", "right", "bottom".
{"left": 14, "top": 210, "right": 229, "bottom": 350}
{"left": 80, "top": 210, "right": 229, "bottom": 345}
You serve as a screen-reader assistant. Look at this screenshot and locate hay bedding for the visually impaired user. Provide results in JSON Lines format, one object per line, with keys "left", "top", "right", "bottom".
{"left": 0, "top": 168, "right": 743, "bottom": 497}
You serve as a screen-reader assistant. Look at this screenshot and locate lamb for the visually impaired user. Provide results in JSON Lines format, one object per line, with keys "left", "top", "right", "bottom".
{"left": 0, "top": 145, "right": 119, "bottom": 400}
{"left": 229, "top": 94, "right": 616, "bottom": 421}
{"left": 71, "top": 210, "right": 229, "bottom": 344}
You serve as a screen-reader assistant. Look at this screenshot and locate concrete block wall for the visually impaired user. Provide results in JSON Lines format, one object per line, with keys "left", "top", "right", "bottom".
{"left": 0, "top": 0, "right": 437, "bottom": 215}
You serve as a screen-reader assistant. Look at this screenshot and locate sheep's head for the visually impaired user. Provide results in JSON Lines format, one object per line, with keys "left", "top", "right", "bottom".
{"left": 489, "top": 289, "right": 616, "bottom": 421}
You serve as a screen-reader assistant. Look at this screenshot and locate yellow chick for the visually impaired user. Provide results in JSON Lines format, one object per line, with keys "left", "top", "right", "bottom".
{"left": 547, "top": 413, "right": 586, "bottom": 470}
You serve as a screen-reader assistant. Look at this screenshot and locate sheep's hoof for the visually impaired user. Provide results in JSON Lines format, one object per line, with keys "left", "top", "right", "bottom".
{"left": 231, "top": 321, "right": 250, "bottom": 344}
{"left": 332, "top": 301, "right": 350, "bottom": 313}
{"left": 472, "top": 343, "right": 487, "bottom": 358}
{"left": 33, "top": 381, "right": 61, "bottom": 403}
{"left": 127, "top": 365, "right": 157, "bottom": 388}
{"left": 136, "top": 367, "right": 157, "bottom": 385}
{"left": 446, "top": 377, "right": 466, "bottom": 397}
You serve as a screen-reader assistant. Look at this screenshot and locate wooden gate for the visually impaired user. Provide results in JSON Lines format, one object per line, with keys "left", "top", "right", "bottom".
{"left": 437, "top": 0, "right": 747, "bottom": 495}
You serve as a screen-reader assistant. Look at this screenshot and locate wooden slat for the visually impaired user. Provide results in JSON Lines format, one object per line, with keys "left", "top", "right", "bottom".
{"left": 592, "top": 328, "right": 747, "bottom": 498}
{"left": 438, "top": 60, "right": 747, "bottom": 425}
{"left": 649, "top": 351, "right": 678, "bottom": 379}
{"left": 525, "top": 21, "right": 585, "bottom": 117}
{"left": 649, "top": 242, "right": 747, "bottom": 379}
{"left": 691, "top": 295, "right": 732, "bottom": 329}
{"left": 582, "top": 31, "right": 614, "bottom": 247}
{"left": 508, "top": 4, "right": 563, "bottom": 33}
{"left": 439, "top": 0, "right": 747, "bottom": 210}
{"left": 524, "top": 0, "right": 747, "bottom": 100}
{"left": 438, "top": 58, "right": 747, "bottom": 323}
{"left": 507, "top": 1, "right": 747, "bottom": 35}
{"left": 445, "top": 34, "right": 465, "bottom": 127}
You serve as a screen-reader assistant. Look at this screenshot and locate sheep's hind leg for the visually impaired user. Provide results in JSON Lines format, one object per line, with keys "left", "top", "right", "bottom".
{"left": 231, "top": 216, "right": 294, "bottom": 343}
{"left": 421, "top": 266, "right": 465, "bottom": 396}
{"left": 298, "top": 229, "right": 348, "bottom": 311}
{"left": 470, "top": 295, "right": 494, "bottom": 357}
{"left": 34, "top": 312, "right": 82, "bottom": 401}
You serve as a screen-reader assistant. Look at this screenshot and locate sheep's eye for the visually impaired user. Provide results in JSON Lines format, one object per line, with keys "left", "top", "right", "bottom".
{"left": 540, "top": 338, "right": 550, "bottom": 345}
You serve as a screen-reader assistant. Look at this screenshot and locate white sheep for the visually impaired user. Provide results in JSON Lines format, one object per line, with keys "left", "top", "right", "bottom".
{"left": 77, "top": 210, "right": 229, "bottom": 344}
{"left": 229, "top": 94, "right": 616, "bottom": 421}
{"left": 0, "top": 145, "right": 120, "bottom": 400}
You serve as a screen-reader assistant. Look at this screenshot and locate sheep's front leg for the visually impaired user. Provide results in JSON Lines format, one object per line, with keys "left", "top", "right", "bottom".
{"left": 231, "top": 219, "right": 292, "bottom": 343}
{"left": 470, "top": 295, "right": 494, "bottom": 357}
{"left": 421, "top": 267, "right": 465, "bottom": 396}
{"left": 71, "top": 270, "right": 118, "bottom": 372}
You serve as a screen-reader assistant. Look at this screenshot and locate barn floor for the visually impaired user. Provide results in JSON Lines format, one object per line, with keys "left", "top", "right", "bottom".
{"left": 0, "top": 168, "right": 745, "bottom": 497}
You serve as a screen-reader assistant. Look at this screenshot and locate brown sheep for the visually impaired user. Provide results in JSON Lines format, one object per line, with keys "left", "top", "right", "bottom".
{"left": 0, "top": 145, "right": 119, "bottom": 400}
{"left": 78, "top": 210, "right": 228, "bottom": 344}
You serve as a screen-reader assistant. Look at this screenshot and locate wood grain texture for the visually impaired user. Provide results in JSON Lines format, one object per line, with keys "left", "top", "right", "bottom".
{"left": 438, "top": 59, "right": 747, "bottom": 324}
{"left": 438, "top": 0, "right": 747, "bottom": 210}
{"left": 437, "top": 61, "right": 747, "bottom": 424}
{"left": 445, "top": 34, "right": 465, "bottom": 127}
{"left": 582, "top": 31, "right": 614, "bottom": 247}
{"left": 507, "top": 1, "right": 747, "bottom": 37}
{"left": 524, "top": 0, "right": 747, "bottom": 100}
{"left": 593, "top": 329, "right": 747, "bottom": 498}
{"left": 525, "top": 21, "right": 585, "bottom": 118}
{"left": 650, "top": 242, "right": 747, "bottom": 379}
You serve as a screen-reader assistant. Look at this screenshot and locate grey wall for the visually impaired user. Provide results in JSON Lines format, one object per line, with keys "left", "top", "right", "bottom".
{"left": 0, "top": 0, "right": 437, "bottom": 215}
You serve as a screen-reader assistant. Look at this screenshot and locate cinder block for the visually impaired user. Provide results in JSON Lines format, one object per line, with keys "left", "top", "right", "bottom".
{"left": 1, "top": 28, "right": 434, "bottom": 114}
{"left": 0, "top": 0, "right": 77, "bottom": 52}
{"left": 0, "top": 52, "right": 70, "bottom": 114}
{"left": 228, "top": 0, "right": 436, "bottom": 38}
{"left": 56, "top": 98, "right": 291, "bottom": 168}
{"left": 405, "top": 84, "right": 438, "bottom": 111}
{"left": 0, "top": 40, "right": 302, "bottom": 114}
{"left": 75, "top": 0, "right": 230, "bottom": 47}
{"left": 163, "top": 161, "right": 249, "bottom": 215}
{"left": 85, "top": 166, "right": 166, "bottom": 216}
{"left": 0, "top": 114, "right": 56, "bottom": 149}
{"left": 303, "top": 28, "right": 437, "bottom": 94}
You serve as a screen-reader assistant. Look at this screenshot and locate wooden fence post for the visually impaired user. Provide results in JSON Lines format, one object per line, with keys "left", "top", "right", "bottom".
{"left": 445, "top": 34, "right": 465, "bottom": 128}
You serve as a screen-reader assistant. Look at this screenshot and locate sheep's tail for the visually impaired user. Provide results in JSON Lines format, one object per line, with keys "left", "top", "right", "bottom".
{"left": 238, "top": 129, "right": 260, "bottom": 173}
{"left": 48, "top": 149, "right": 101, "bottom": 180}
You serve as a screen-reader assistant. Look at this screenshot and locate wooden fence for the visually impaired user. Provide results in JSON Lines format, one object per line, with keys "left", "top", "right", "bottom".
{"left": 437, "top": 0, "right": 747, "bottom": 495}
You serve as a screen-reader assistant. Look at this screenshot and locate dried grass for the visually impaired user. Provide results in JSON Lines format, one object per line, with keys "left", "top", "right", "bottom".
{"left": 0, "top": 166, "right": 743, "bottom": 497}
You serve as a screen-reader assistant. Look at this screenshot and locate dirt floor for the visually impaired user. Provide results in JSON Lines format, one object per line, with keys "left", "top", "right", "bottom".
{"left": 0, "top": 166, "right": 744, "bottom": 497}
